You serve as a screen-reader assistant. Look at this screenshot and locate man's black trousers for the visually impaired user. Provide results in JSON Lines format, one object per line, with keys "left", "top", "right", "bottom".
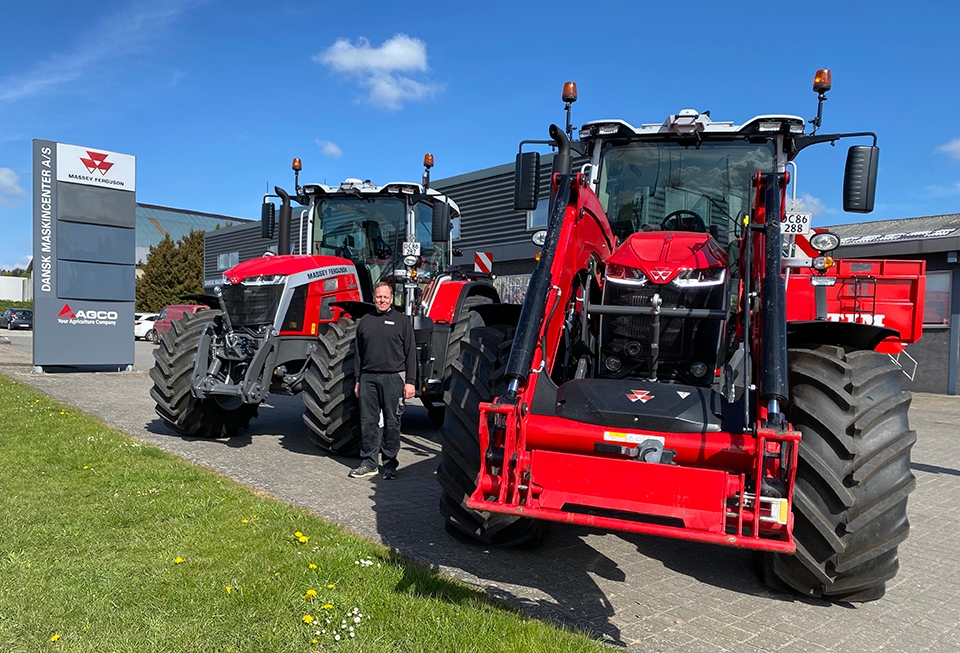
{"left": 358, "top": 372, "right": 405, "bottom": 472}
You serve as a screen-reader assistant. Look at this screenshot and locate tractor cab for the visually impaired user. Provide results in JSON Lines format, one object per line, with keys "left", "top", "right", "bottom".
{"left": 299, "top": 178, "right": 460, "bottom": 310}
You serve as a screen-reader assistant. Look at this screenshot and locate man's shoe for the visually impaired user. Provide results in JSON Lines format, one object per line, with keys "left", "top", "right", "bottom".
{"left": 348, "top": 463, "right": 378, "bottom": 479}
{"left": 382, "top": 469, "right": 398, "bottom": 480}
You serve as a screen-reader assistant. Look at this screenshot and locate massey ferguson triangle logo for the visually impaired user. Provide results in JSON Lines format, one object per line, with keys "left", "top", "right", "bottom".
{"left": 650, "top": 267, "right": 672, "bottom": 282}
{"left": 58, "top": 304, "right": 76, "bottom": 319}
{"left": 627, "top": 390, "right": 654, "bottom": 403}
{"left": 79, "top": 151, "right": 114, "bottom": 176}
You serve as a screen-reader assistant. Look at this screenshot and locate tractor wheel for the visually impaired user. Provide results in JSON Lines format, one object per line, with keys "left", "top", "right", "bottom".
{"left": 757, "top": 345, "right": 916, "bottom": 602}
{"left": 302, "top": 318, "right": 361, "bottom": 456}
{"left": 438, "top": 324, "right": 545, "bottom": 546}
{"left": 149, "top": 310, "right": 258, "bottom": 438}
{"left": 424, "top": 295, "right": 494, "bottom": 426}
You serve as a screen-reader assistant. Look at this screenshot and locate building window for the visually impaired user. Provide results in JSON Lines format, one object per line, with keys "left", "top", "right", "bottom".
{"left": 924, "top": 271, "right": 952, "bottom": 326}
{"left": 217, "top": 252, "right": 240, "bottom": 270}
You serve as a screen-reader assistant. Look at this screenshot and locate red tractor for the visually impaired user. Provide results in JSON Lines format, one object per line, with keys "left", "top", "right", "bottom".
{"left": 150, "top": 156, "right": 501, "bottom": 453}
{"left": 439, "top": 72, "right": 924, "bottom": 602}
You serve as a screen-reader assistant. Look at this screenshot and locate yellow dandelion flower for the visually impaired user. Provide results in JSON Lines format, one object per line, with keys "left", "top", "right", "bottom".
{"left": 309, "top": 563, "right": 317, "bottom": 569}
{"left": 327, "top": 584, "right": 335, "bottom": 589}
{"left": 312, "top": 638, "right": 318, "bottom": 644}
{"left": 174, "top": 557, "right": 184, "bottom": 564}
{"left": 83, "top": 465, "right": 89, "bottom": 470}
{"left": 322, "top": 603, "right": 333, "bottom": 610}
{"left": 225, "top": 586, "right": 232, "bottom": 594}
{"left": 298, "top": 535, "right": 309, "bottom": 543}
{"left": 304, "top": 589, "right": 318, "bottom": 599}
{"left": 50, "top": 633, "right": 61, "bottom": 642}
{"left": 241, "top": 519, "right": 249, "bottom": 524}
{"left": 302, "top": 614, "right": 314, "bottom": 624}
{"left": 294, "top": 531, "right": 304, "bottom": 538}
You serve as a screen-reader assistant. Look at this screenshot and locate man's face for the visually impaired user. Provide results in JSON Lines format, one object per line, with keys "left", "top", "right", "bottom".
{"left": 373, "top": 286, "right": 393, "bottom": 312}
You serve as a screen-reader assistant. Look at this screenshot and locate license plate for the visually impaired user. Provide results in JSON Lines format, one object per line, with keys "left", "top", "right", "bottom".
{"left": 402, "top": 242, "right": 421, "bottom": 256}
{"left": 781, "top": 212, "right": 812, "bottom": 235}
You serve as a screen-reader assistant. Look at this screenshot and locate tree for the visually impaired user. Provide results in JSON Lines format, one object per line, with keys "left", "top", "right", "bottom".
{"left": 136, "top": 230, "right": 206, "bottom": 312}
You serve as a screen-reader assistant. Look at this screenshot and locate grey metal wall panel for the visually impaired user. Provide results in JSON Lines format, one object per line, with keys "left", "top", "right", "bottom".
{"left": 203, "top": 212, "right": 307, "bottom": 280}
{"left": 58, "top": 182, "right": 137, "bottom": 228}
{"left": 58, "top": 261, "right": 135, "bottom": 300}
{"left": 57, "top": 221, "right": 135, "bottom": 264}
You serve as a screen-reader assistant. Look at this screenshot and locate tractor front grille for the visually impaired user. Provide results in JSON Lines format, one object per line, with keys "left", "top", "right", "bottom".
{"left": 221, "top": 284, "right": 284, "bottom": 328}
{"left": 600, "top": 281, "right": 725, "bottom": 383}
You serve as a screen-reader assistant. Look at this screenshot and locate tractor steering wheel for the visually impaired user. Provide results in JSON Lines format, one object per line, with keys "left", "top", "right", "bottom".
{"left": 661, "top": 209, "right": 708, "bottom": 233}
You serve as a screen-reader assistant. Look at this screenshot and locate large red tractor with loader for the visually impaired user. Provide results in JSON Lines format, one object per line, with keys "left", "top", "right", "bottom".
{"left": 439, "top": 71, "right": 924, "bottom": 602}
{"left": 150, "top": 156, "right": 502, "bottom": 453}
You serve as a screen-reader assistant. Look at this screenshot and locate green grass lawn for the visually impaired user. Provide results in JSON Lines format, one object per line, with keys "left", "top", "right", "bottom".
{"left": 0, "top": 376, "right": 609, "bottom": 652}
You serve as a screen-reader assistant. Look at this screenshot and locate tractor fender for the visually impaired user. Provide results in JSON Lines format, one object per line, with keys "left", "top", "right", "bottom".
{"left": 786, "top": 320, "right": 900, "bottom": 353}
{"left": 331, "top": 300, "right": 376, "bottom": 319}
{"left": 429, "top": 280, "right": 501, "bottom": 324}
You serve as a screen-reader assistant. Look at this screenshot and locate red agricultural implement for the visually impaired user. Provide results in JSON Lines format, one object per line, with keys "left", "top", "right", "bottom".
{"left": 439, "top": 71, "right": 923, "bottom": 601}
{"left": 150, "top": 155, "right": 501, "bottom": 449}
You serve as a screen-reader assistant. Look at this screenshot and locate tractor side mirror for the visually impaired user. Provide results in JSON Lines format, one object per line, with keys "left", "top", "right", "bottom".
{"left": 451, "top": 216, "right": 461, "bottom": 240}
{"left": 261, "top": 201, "right": 275, "bottom": 239}
{"left": 514, "top": 151, "right": 541, "bottom": 211}
{"left": 432, "top": 201, "right": 451, "bottom": 243}
{"left": 843, "top": 145, "right": 879, "bottom": 213}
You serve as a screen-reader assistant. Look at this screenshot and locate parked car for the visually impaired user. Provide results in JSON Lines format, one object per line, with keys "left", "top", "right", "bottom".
{"left": 0, "top": 308, "right": 33, "bottom": 330}
{"left": 153, "top": 304, "right": 208, "bottom": 344}
{"left": 134, "top": 312, "right": 160, "bottom": 341}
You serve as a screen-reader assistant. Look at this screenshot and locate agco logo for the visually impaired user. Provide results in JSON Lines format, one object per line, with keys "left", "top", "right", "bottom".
{"left": 58, "top": 303, "right": 118, "bottom": 323}
{"left": 79, "top": 151, "right": 114, "bottom": 176}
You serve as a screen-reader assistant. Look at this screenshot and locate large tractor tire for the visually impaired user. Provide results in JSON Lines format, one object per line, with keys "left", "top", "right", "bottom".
{"left": 426, "top": 295, "right": 494, "bottom": 427}
{"left": 302, "top": 318, "right": 361, "bottom": 457}
{"left": 438, "top": 324, "right": 545, "bottom": 546}
{"left": 150, "top": 310, "right": 258, "bottom": 438}
{"left": 757, "top": 345, "right": 916, "bottom": 602}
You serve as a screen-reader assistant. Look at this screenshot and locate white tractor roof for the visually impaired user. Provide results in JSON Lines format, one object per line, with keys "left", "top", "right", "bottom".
{"left": 581, "top": 111, "right": 806, "bottom": 137}
{"left": 300, "top": 179, "right": 460, "bottom": 216}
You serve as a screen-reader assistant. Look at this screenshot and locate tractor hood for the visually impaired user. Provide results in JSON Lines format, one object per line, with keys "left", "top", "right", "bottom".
{"left": 606, "top": 232, "right": 726, "bottom": 284}
{"left": 224, "top": 254, "right": 352, "bottom": 284}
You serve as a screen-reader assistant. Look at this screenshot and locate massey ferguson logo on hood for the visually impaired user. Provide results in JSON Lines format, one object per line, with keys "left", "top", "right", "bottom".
{"left": 57, "top": 303, "right": 119, "bottom": 326}
{"left": 650, "top": 267, "right": 672, "bottom": 282}
{"left": 627, "top": 389, "right": 654, "bottom": 403}
{"left": 79, "top": 151, "right": 114, "bottom": 176}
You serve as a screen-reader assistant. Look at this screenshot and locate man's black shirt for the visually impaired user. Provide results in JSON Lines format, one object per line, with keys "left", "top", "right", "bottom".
{"left": 356, "top": 307, "right": 416, "bottom": 384}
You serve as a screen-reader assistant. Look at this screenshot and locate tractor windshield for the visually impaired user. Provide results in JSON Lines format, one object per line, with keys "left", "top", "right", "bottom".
{"left": 596, "top": 140, "right": 775, "bottom": 247}
{"left": 311, "top": 196, "right": 448, "bottom": 302}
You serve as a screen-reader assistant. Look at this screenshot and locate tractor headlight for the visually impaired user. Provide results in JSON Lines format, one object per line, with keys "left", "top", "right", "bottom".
{"left": 672, "top": 267, "right": 726, "bottom": 288}
{"left": 605, "top": 263, "right": 648, "bottom": 286}
{"left": 809, "top": 232, "right": 840, "bottom": 253}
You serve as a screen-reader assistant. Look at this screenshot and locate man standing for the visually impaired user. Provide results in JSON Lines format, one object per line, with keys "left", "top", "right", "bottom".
{"left": 349, "top": 282, "right": 416, "bottom": 480}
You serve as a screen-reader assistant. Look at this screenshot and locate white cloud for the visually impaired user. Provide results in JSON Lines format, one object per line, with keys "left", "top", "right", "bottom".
{"left": 0, "top": 0, "right": 195, "bottom": 104}
{"left": 314, "top": 34, "right": 440, "bottom": 110}
{"left": 316, "top": 140, "right": 343, "bottom": 157}
{"left": 799, "top": 193, "right": 826, "bottom": 217}
{"left": 924, "top": 182, "right": 960, "bottom": 197}
{"left": 935, "top": 138, "right": 960, "bottom": 160}
{"left": 0, "top": 168, "right": 25, "bottom": 206}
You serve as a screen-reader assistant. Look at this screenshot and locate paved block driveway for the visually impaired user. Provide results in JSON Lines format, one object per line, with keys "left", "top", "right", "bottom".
{"left": 3, "top": 333, "right": 959, "bottom": 651}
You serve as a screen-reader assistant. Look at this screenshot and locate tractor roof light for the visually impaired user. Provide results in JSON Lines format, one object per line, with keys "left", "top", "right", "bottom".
{"left": 813, "top": 69, "right": 832, "bottom": 94}
{"left": 292, "top": 158, "right": 302, "bottom": 172}
{"left": 423, "top": 153, "right": 434, "bottom": 169}
{"left": 562, "top": 81, "right": 578, "bottom": 104}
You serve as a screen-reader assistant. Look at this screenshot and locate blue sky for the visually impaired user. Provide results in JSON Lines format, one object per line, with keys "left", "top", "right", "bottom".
{"left": 2, "top": 0, "right": 960, "bottom": 271}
